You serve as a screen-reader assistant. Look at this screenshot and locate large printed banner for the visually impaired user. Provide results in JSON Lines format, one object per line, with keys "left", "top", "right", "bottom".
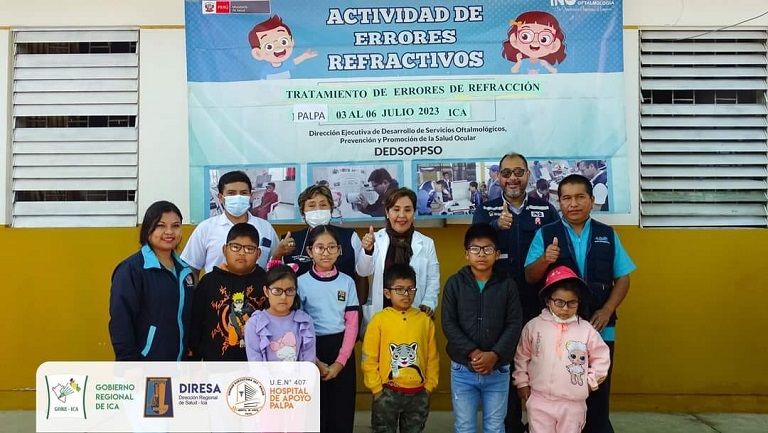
{"left": 36, "top": 361, "right": 320, "bottom": 432}
{"left": 185, "top": 0, "right": 626, "bottom": 223}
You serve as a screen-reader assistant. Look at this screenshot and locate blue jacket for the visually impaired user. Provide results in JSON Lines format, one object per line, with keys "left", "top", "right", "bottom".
{"left": 109, "top": 245, "right": 195, "bottom": 361}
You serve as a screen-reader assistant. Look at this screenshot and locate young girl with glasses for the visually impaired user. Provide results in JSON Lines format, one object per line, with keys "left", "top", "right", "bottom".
{"left": 297, "top": 225, "right": 359, "bottom": 433}
{"left": 245, "top": 264, "right": 316, "bottom": 362}
{"left": 512, "top": 266, "right": 611, "bottom": 433}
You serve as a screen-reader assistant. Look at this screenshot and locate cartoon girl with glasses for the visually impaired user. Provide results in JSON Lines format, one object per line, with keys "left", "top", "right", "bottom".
{"left": 502, "top": 11, "right": 567, "bottom": 74}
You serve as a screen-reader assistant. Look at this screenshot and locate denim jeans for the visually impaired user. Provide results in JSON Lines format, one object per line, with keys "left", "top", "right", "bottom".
{"left": 450, "top": 361, "right": 510, "bottom": 433}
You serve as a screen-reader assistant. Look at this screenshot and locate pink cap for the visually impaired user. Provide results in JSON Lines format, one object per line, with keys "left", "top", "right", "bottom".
{"left": 539, "top": 266, "right": 588, "bottom": 296}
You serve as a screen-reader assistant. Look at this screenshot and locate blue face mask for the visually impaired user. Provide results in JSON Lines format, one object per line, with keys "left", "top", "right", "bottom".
{"left": 223, "top": 195, "right": 251, "bottom": 217}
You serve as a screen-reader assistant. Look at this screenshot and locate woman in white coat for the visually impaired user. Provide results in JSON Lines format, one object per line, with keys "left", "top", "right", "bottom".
{"left": 360, "top": 187, "right": 440, "bottom": 334}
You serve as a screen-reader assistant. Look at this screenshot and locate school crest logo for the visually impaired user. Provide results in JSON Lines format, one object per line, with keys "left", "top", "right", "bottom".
{"left": 226, "top": 377, "right": 267, "bottom": 416}
{"left": 46, "top": 374, "right": 88, "bottom": 419}
{"left": 144, "top": 377, "right": 174, "bottom": 418}
{"left": 337, "top": 291, "right": 346, "bottom": 302}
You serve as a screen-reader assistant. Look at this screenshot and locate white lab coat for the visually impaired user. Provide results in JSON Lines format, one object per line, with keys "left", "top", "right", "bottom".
{"left": 361, "top": 228, "right": 440, "bottom": 333}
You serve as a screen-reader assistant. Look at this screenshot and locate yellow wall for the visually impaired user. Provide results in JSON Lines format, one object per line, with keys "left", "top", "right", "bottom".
{"left": 3, "top": 225, "right": 768, "bottom": 411}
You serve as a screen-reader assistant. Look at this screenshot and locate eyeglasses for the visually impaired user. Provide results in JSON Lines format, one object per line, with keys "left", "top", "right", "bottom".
{"left": 311, "top": 244, "right": 340, "bottom": 255}
{"left": 516, "top": 29, "right": 556, "bottom": 47}
{"left": 388, "top": 286, "right": 418, "bottom": 296}
{"left": 267, "top": 287, "right": 297, "bottom": 296}
{"left": 550, "top": 298, "right": 579, "bottom": 308}
{"left": 227, "top": 242, "right": 259, "bottom": 254}
{"left": 262, "top": 36, "right": 292, "bottom": 53}
{"left": 467, "top": 245, "right": 496, "bottom": 255}
{"left": 500, "top": 167, "right": 527, "bottom": 179}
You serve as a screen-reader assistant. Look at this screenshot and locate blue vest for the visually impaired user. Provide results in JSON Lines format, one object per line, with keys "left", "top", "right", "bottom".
{"left": 541, "top": 220, "right": 617, "bottom": 325}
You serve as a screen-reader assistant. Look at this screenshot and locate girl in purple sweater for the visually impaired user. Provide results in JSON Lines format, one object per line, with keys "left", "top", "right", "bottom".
{"left": 245, "top": 264, "right": 316, "bottom": 363}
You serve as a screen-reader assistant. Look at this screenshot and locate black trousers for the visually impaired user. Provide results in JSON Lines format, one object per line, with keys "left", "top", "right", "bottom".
{"left": 505, "top": 307, "right": 536, "bottom": 433}
{"left": 504, "top": 370, "right": 526, "bottom": 433}
{"left": 317, "top": 333, "right": 356, "bottom": 433}
{"left": 583, "top": 340, "right": 615, "bottom": 433}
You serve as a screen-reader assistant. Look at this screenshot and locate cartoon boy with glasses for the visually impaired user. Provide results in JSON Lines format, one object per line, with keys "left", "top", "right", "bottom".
{"left": 248, "top": 15, "right": 317, "bottom": 80}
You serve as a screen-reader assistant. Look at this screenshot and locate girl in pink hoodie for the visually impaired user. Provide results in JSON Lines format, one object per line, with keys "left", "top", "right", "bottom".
{"left": 513, "top": 266, "right": 611, "bottom": 433}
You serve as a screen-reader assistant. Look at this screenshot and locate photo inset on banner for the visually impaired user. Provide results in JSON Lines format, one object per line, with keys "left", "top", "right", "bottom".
{"left": 529, "top": 159, "right": 610, "bottom": 212}
{"left": 413, "top": 161, "right": 490, "bottom": 217}
{"left": 308, "top": 162, "right": 401, "bottom": 220}
{"left": 207, "top": 166, "right": 298, "bottom": 221}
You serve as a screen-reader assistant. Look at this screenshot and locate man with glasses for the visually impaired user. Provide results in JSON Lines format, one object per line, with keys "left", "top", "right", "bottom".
{"left": 524, "top": 174, "right": 636, "bottom": 433}
{"left": 472, "top": 152, "right": 559, "bottom": 433}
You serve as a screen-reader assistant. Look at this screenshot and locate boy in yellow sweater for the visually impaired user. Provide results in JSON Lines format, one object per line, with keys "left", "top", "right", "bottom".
{"left": 362, "top": 263, "right": 439, "bottom": 433}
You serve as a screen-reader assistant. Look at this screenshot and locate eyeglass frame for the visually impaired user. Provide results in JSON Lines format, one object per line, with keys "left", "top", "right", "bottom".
{"left": 549, "top": 297, "right": 579, "bottom": 308}
{"left": 499, "top": 167, "right": 527, "bottom": 179}
{"left": 227, "top": 242, "right": 259, "bottom": 254}
{"left": 310, "top": 244, "right": 341, "bottom": 255}
{"left": 266, "top": 286, "right": 298, "bottom": 296}
{"left": 466, "top": 245, "right": 497, "bottom": 255}
{"left": 386, "top": 286, "right": 418, "bottom": 296}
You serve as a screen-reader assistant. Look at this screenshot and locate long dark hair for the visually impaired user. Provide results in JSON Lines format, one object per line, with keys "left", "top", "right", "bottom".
{"left": 139, "top": 201, "right": 182, "bottom": 246}
{"left": 263, "top": 264, "right": 300, "bottom": 311}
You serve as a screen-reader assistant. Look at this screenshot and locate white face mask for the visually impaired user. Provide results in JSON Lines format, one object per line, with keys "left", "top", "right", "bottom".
{"left": 549, "top": 308, "right": 578, "bottom": 324}
{"left": 304, "top": 209, "right": 332, "bottom": 228}
{"left": 223, "top": 195, "right": 251, "bottom": 217}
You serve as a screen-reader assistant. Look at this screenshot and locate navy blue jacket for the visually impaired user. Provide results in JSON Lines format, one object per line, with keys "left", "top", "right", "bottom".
{"left": 473, "top": 196, "right": 559, "bottom": 320}
{"left": 109, "top": 245, "right": 195, "bottom": 361}
{"left": 540, "top": 220, "right": 617, "bottom": 325}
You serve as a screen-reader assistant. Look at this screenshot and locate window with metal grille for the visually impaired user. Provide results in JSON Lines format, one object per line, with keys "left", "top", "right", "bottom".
{"left": 639, "top": 29, "right": 768, "bottom": 228}
{"left": 11, "top": 29, "right": 139, "bottom": 228}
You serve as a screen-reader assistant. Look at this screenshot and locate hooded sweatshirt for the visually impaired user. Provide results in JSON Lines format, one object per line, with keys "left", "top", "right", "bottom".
{"left": 513, "top": 308, "right": 611, "bottom": 401}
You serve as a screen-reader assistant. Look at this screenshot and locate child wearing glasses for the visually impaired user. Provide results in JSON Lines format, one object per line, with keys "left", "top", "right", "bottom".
{"left": 297, "top": 225, "right": 359, "bottom": 433}
{"left": 189, "top": 223, "right": 268, "bottom": 361}
{"left": 441, "top": 223, "right": 522, "bottom": 433}
{"left": 245, "top": 264, "right": 315, "bottom": 362}
{"left": 362, "top": 263, "right": 439, "bottom": 433}
{"left": 513, "top": 266, "right": 611, "bottom": 433}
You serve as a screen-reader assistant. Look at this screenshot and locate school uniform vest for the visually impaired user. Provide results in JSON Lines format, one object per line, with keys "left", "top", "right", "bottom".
{"left": 541, "top": 220, "right": 617, "bottom": 326}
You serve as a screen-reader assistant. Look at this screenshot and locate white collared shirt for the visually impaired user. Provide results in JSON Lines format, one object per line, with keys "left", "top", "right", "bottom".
{"left": 180, "top": 213, "right": 279, "bottom": 272}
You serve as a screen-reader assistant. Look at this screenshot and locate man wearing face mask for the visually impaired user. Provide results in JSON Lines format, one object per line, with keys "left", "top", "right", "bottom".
{"left": 271, "top": 185, "right": 374, "bottom": 309}
{"left": 182, "top": 171, "right": 284, "bottom": 278}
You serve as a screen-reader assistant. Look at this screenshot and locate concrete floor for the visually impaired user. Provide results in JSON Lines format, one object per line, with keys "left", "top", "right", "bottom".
{"left": 5, "top": 410, "right": 768, "bottom": 433}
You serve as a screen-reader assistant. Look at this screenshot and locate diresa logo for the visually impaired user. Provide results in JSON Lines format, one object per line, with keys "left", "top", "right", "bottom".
{"left": 180, "top": 383, "right": 221, "bottom": 393}
{"left": 46, "top": 374, "right": 88, "bottom": 419}
{"left": 144, "top": 377, "right": 174, "bottom": 418}
{"left": 226, "top": 377, "right": 267, "bottom": 416}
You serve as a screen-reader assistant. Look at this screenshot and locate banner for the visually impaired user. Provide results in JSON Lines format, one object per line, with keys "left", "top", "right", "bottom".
{"left": 185, "top": 0, "right": 626, "bottom": 223}
{"left": 36, "top": 361, "right": 320, "bottom": 432}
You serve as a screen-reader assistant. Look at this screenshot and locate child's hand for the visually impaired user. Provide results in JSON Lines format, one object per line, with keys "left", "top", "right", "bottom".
{"left": 470, "top": 351, "right": 498, "bottom": 374}
{"left": 323, "top": 362, "right": 344, "bottom": 381}
{"left": 315, "top": 360, "right": 330, "bottom": 378}
{"left": 418, "top": 305, "right": 434, "bottom": 317}
{"left": 517, "top": 386, "right": 531, "bottom": 403}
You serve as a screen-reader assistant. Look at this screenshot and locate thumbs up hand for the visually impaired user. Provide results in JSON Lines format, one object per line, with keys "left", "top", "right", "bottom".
{"left": 497, "top": 205, "right": 513, "bottom": 230}
{"left": 362, "top": 226, "right": 375, "bottom": 253}
{"left": 544, "top": 237, "right": 560, "bottom": 264}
